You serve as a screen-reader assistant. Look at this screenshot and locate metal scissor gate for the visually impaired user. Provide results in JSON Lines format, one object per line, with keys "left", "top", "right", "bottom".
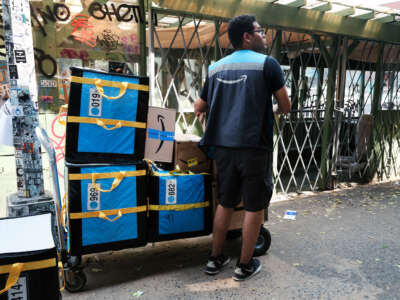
{"left": 148, "top": 8, "right": 400, "bottom": 195}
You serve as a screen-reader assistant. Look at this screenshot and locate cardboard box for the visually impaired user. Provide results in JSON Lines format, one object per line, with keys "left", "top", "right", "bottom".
{"left": 174, "top": 134, "right": 211, "bottom": 173}
{"left": 145, "top": 107, "right": 176, "bottom": 163}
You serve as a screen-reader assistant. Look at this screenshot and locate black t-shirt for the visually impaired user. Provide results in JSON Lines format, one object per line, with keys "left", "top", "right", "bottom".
{"left": 200, "top": 50, "right": 285, "bottom": 151}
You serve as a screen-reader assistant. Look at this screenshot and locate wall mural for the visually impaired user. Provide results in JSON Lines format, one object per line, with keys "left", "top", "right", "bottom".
{"left": 0, "top": 0, "right": 143, "bottom": 113}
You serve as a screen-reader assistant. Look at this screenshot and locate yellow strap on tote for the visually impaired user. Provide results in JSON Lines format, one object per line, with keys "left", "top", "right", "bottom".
{"left": 0, "top": 259, "right": 57, "bottom": 295}
{"left": 149, "top": 201, "right": 210, "bottom": 212}
{"left": 0, "top": 263, "right": 23, "bottom": 295}
{"left": 96, "top": 119, "right": 122, "bottom": 131}
{"left": 70, "top": 76, "right": 149, "bottom": 93}
{"left": 95, "top": 79, "right": 128, "bottom": 100}
{"left": 98, "top": 210, "right": 122, "bottom": 222}
{"left": 69, "top": 170, "right": 146, "bottom": 193}
{"left": 69, "top": 170, "right": 146, "bottom": 180}
{"left": 69, "top": 206, "right": 147, "bottom": 220}
{"left": 67, "top": 116, "right": 146, "bottom": 129}
{"left": 90, "top": 171, "right": 125, "bottom": 192}
{"left": 68, "top": 170, "right": 146, "bottom": 193}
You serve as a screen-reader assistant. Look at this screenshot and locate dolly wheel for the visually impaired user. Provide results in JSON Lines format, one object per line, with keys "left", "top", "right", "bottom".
{"left": 253, "top": 226, "right": 271, "bottom": 257}
{"left": 65, "top": 269, "right": 87, "bottom": 293}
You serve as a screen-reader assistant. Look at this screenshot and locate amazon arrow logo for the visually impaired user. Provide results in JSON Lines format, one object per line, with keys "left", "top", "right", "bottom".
{"left": 155, "top": 114, "right": 165, "bottom": 154}
{"left": 216, "top": 75, "right": 247, "bottom": 84}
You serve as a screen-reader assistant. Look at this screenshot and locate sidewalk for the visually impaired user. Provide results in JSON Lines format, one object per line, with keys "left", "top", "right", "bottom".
{"left": 2, "top": 150, "right": 399, "bottom": 299}
{"left": 60, "top": 180, "right": 400, "bottom": 300}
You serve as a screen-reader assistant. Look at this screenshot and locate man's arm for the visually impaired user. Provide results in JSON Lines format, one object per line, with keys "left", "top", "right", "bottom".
{"left": 194, "top": 98, "right": 208, "bottom": 118}
{"left": 273, "top": 86, "right": 291, "bottom": 114}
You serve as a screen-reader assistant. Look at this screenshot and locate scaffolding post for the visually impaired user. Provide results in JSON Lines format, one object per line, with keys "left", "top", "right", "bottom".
{"left": 367, "top": 43, "right": 384, "bottom": 180}
{"left": 214, "top": 21, "right": 222, "bottom": 61}
{"left": 138, "top": 0, "right": 147, "bottom": 76}
{"left": 319, "top": 37, "right": 339, "bottom": 190}
{"left": 271, "top": 30, "right": 282, "bottom": 194}
{"left": 331, "top": 37, "right": 348, "bottom": 183}
{"left": 1, "top": 0, "right": 44, "bottom": 199}
{"left": 148, "top": 1, "right": 156, "bottom": 106}
{"left": 358, "top": 70, "right": 365, "bottom": 116}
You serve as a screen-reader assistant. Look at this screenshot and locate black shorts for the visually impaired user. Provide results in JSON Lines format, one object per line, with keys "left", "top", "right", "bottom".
{"left": 215, "top": 147, "right": 273, "bottom": 212}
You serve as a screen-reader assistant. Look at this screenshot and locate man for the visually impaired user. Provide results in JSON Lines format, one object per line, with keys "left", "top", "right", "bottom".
{"left": 194, "top": 14, "right": 290, "bottom": 281}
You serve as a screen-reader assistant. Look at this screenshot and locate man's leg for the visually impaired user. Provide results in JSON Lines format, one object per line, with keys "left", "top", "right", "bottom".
{"left": 205, "top": 147, "right": 238, "bottom": 275}
{"left": 232, "top": 149, "right": 266, "bottom": 281}
{"left": 211, "top": 204, "right": 234, "bottom": 257}
{"left": 239, "top": 209, "right": 264, "bottom": 264}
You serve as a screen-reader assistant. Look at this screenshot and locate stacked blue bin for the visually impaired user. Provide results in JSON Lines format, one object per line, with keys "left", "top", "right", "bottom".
{"left": 147, "top": 164, "right": 213, "bottom": 242}
{"left": 65, "top": 67, "right": 149, "bottom": 256}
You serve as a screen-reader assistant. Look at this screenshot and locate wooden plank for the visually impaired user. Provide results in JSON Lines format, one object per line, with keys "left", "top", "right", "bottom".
{"left": 351, "top": 9, "right": 375, "bottom": 20}
{"left": 306, "top": 1, "right": 331, "bottom": 12}
{"left": 326, "top": 4, "right": 354, "bottom": 17}
{"left": 372, "top": 13, "right": 395, "bottom": 23}
{"left": 275, "top": 0, "right": 306, "bottom": 8}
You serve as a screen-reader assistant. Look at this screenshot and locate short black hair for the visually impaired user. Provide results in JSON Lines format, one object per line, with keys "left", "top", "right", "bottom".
{"left": 228, "top": 15, "right": 256, "bottom": 49}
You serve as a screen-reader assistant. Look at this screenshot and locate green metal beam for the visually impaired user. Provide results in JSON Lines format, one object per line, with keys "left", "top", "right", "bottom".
{"left": 358, "top": 70, "right": 365, "bottom": 116}
{"left": 153, "top": 0, "right": 400, "bottom": 44}
{"left": 271, "top": 30, "right": 282, "bottom": 62}
{"left": 371, "top": 43, "right": 384, "bottom": 116}
{"left": 319, "top": 37, "right": 339, "bottom": 190}
{"left": 366, "top": 42, "right": 384, "bottom": 181}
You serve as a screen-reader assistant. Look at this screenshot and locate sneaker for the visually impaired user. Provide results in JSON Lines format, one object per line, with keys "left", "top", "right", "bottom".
{"left": 232, "top": 258, "right": 262, "bottom": 281}
{"left": 204, "top": 254, "right": 231, "bottom": 275}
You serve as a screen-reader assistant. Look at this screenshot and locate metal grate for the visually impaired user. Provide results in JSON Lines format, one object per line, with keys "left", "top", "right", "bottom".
{"left": 149, "top": 8, "right": 400, "bottom": 196}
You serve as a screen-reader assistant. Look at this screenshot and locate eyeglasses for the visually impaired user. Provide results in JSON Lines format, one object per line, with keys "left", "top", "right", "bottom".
{"left": 249, "top": 29, "right": 265, "bottom": 37}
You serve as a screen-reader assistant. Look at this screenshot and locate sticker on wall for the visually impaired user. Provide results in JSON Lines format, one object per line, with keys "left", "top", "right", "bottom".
{"left": 14, "top": 50, "right": 27, "bottom": 63}
{"left": 8, "top": 65, "right": 19, "bottom": 79}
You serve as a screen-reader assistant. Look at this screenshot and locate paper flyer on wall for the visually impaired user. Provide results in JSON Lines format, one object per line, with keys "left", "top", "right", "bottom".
{"left": 0, "top": 101, "right": 13, "bottom": 147}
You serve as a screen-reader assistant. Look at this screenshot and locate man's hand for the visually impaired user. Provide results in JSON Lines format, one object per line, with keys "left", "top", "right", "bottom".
{"left": 194, "top": 98, "right": 208, "bottom": 119}
{"left": 273, "top": 86, "right": 291, "bottom": 114}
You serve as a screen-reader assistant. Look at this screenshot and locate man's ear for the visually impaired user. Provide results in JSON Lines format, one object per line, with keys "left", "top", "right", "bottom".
{"left": 243, "top": 32, "right": 251, "bottom": 46}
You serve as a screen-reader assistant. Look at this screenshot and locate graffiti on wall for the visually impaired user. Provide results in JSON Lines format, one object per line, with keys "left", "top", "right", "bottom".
{"left": 50, "top": 112, "right": 66, "bottom": 179}
{"left": 70, "top": 14, "right": 97, "bottom": 47}
{"left": 31, "top": 2, "right": 144, "bottom": 37}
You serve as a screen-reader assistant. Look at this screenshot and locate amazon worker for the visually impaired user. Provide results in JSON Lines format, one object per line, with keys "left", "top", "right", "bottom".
{"left": 194, "top": 14, "right": 290, "bottom": 281}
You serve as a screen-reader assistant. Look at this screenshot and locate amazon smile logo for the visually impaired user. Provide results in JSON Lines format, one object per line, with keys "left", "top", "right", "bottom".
{"left": 216, "top": 75, "right": 247, "bottom": 84}
{"left": 155, "top": 114, "right": 165, "bottom": 154}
